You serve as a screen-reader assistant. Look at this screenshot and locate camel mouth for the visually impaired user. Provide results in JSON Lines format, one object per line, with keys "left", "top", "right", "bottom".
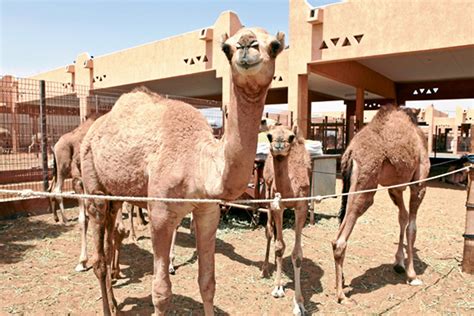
{"left": 236, "top": 59, "right": 262, "bottom": 70}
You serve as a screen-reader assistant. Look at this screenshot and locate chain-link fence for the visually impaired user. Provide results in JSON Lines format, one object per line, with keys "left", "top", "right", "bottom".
{"left": 0, "top": 76, "right": 223, "bottom": 202}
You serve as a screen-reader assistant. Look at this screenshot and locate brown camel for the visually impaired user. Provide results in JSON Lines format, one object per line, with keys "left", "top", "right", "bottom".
{"left": 261, "top": 125, "right": 311, "bottom": 315}
{"left": 49, "top": 115, "right": 133, "bottom": 275}
{"left": 333, "top": 105, "right": 430, "bottom": 304}
{"left": 80, "top": 27, "right": 284, "bottom": 315}
{"left": 48, "top": 114, "right": 99, "bottom": 272}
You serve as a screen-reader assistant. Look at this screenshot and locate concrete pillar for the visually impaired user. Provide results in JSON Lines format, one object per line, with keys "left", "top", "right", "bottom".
{"left": 288, "top": 74, "right": 309, "bottom": 138}
{"left": 452, "top": 124, "right": 458, "bottom": 155}
{"left": 1, "top": 76, "right": 20, "bottom": 152}
{"left": 355, "top": 87, "right": 365, "bottom": 132}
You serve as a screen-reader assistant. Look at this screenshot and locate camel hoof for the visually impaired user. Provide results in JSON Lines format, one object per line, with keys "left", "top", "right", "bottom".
{"left": 393, "top": 264, "right": 406, "bottom": 274}
{"left": 169, "top": 266, "right": 176, "bottom": 275}
{"left": 293, "top": 298, "right": 306, "bottom": 315}
{"left": 75, "top": 262, "right": 87, "bottom": 272}
{"left": 271, "top": 286, "right": 285, "bottom": 298}
{"left": 408, "top": 278, "right": 423, "bottom": 286}
{"left": 261, "top": 269, "right": 270, "bottom": 279}
{"left": 338, "top": 296, "right": 357, "bottom": 306}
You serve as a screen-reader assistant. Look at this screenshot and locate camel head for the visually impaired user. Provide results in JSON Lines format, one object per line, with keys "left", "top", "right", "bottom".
{"left": 267, "top": 125, "right": 298, "bottom": 159}
{"left": 259, "top": 117, "right": 279, "bottom": 132}
{"left": 221, "top": 28, "right": 285, "bottom": 88}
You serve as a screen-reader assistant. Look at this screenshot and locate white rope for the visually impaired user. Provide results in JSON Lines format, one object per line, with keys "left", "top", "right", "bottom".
{"left": 0, "top": 165, "right": 470, "bottom": 205}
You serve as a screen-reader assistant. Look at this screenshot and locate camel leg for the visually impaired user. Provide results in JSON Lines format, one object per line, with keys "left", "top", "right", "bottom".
{"left": 271, "top": 208, "right": 286, "bottom": 298}
{"left": 74, "top": 178, "right": 89, "bottom": 272}
{"left": 137, "top": 207, "right": 148, "bottom": 226}
{"left": 405, "top": 183, "right": 427, "bottom": 286}
{"left": 168, "top": 227, "right": 177, "bottom": 275}
{"left": 388, "top": 188, "right": 408, "bottom": 273}
{"left": 261, "top": 209, "right": 274, "bottom": 278}
{"left": 149, "top": 201, "right": 183, "bottom": 315}
{"left": 309, "top": 203, "right": 315, "bottom": 226}
{"left": 86, "top": 196, "right": 113, "bottom": 316}
{"left": 104, "top": 201, "right": 121, "bottom": 313}
{"left": 111, "top": 205, "right": 129, "bottom": 280}
{"left": 292, "top": 205, "right": 307, "bottom": 315}
{"left": 53, "top": 171, "right": 68, "bottom": 224}
{"left": 193, "top": 204, "right": 220, "bottom": 316}
{"left": 332, "top": 189, "right": 375, "bottom": 304}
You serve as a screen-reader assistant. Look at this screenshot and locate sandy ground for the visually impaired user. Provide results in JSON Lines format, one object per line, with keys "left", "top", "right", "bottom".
{"left": 0, "top": 179, "right": 472, "bottom": 315}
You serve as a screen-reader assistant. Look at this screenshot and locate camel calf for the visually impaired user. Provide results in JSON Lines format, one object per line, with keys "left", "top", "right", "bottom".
{"left": 262, "top": 125, "right": 311, "bottom": 315}
{"left": 333, "top": 105, "right": 430, "bottom": 304}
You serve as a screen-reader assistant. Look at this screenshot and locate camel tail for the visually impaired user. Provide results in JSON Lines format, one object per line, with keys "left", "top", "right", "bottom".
{"left": 338, "top": 152, "right": 353, "bottom": 223}
{"left": 46, "top": 148, "right": 57, "bottom": 213}
{"left": 47, "top": 148, "right": 57, "bottom": 193}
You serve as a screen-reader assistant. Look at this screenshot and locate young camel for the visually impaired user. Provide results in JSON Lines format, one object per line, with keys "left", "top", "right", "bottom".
{"left": 80, "top": 28, "right": 285, "bottom": 315}
{"left": 261, "top": 125, "right": 311, "bottom": 315}
{"left": 333, "top": 105, "right": 430, "bottom": 304}
{"left": 48, "top": 114, "right": 99, "bottom": 272}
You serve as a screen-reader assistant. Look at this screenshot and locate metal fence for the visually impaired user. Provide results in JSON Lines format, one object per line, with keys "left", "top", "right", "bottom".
{"left": 0, "top": 76, "right": 223, "bottom": 201}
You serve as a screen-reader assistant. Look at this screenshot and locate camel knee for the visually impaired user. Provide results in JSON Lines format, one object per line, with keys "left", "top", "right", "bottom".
{"left": 275, "top": 240, "right": 285, "bottom": 258}
{"left": 291, "top": 249, "right": 303, "bottom": 268}
{"left": 93, "top": 256, "right": 107, "bottom": 280}
{"left": 332, "top": 239, "right": 347, "bottom": 260}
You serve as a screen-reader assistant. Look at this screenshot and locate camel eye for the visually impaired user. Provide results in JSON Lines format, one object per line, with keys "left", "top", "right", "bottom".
{"left": 250, "top": 41, "right": 259, "bottom": 49}
{"left": 236, "top": 43, "right": 243, "bottom": 50}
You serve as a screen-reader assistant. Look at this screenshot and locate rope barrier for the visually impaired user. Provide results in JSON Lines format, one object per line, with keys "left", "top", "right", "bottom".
{"left": 0, "top": 166, "right": 470, "bottom": 206}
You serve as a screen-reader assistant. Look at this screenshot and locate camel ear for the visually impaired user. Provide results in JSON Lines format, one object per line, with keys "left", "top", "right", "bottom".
{"left": 221, "top": 33, "right": 233, "bottom": 61}
{"left": 269, "top": 31, "right": 285, "bottom": 58}
{"left": 267, "top": 133, "right": 273, "bottom": 143}
{"left": 292, "top": 124, "right": 298, "bottom": 136}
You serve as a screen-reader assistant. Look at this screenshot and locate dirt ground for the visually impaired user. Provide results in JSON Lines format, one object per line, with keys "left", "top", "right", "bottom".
{"left": 1, "top": 179, "right": 472, "bottom": 315}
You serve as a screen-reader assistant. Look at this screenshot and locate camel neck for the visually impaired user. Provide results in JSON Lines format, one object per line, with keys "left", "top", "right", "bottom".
{"left": 216, "top": 82, "right": 268, "bottom": 199}
{"left": 272, "top": 155, "right": 294, "bottom": 197}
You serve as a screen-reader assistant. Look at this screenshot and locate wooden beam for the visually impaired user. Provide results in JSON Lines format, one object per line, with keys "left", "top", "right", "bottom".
{"left": 356, "top": 87, "right": 365, "bottom": 131}
{"left": 396, "top": 78, "right": 474, "bottom": 104}
{"left": 309, "top": 61, "right": 396, "bottom": 99}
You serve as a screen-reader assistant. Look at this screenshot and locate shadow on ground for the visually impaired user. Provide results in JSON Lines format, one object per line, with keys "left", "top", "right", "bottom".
{"left": 0, "top": 216, "right": 73, "bottom": 264}
{"left": 346, "top": 247, "right": 428, "bottom": 298}
{"left": 119, "top": 294, "right": 229, "bottom": 315}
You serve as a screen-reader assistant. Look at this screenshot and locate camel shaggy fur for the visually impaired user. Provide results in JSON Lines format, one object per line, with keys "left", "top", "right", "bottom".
{"left": 333, "top": 105, "right": 430, "bottom": 304}
{"left": 262, "top": 125, "right": 311, "bottom": 315}
{"left": 80, "top": 28, "right": 284, "bottom": 315}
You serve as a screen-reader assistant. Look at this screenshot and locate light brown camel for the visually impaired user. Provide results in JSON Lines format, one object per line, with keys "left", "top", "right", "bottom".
{"left": 49, "top": 115, "right": 132, "bottom": 276}
{"left": 261, "top": 125, "right": 311, "bottom": 315}
{"left": 80, "top": 27, "right": 284, "bottom": 315}
{"left": 333, "top": 105, "right": 430, "bottom": 304}
{"left": 48, "top": 114, "right": 99, "bottom": 272}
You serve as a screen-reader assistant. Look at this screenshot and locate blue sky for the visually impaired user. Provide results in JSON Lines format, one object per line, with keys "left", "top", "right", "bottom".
{"left": 1, "top": 0, "right": 471, "bottom": 114}
{"left": 0, "top": 0, "right": 337, "bottom": 76}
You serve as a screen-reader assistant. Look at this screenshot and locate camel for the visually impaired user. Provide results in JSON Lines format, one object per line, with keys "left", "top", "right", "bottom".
{"left": 49, "top": 116, "right": 147, "bottom": 275}
{"left": 28, "top": 132, "right": 51, "bottom": 155}
{"left": 261, "top": 125, "right": 311, "bottom": 315}
{"left": 80, "top": 27, "right": 284, "bottom": 315}
{"left": 333, "top": 105, "right": 430, "bottom": 304}
{"left": 48, "top": 114, "right": 100, "bottom": 272}
{"left": 0, "top": 127, "right": 12, "bottom": 154}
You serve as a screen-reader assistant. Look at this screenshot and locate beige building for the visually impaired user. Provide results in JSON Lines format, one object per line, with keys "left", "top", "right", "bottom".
{"left": 4, "top": 0, "right": 474, "bottom": 147}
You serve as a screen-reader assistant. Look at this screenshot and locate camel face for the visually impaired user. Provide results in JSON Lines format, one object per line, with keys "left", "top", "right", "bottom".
{"left": 222, "top": 28, "right": 285, "bottom": 87}
{"left": 267, "top": 125, "right": 296, "bottom": 158}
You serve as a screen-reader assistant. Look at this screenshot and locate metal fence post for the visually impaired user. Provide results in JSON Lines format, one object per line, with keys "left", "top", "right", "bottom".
{"left": 462, "top": 166, "right": 474, "bottom": 274}
{"left": 39, "top": 80, "right": 49, "bottom": 191}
